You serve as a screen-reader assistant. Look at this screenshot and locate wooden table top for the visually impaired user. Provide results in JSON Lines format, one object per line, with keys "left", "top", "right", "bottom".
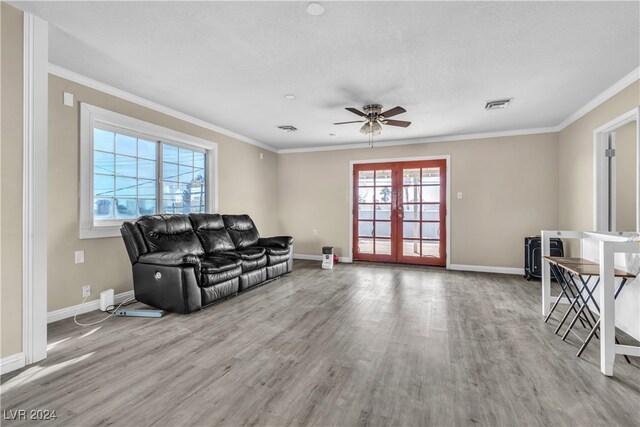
{"left": 543, "top": 256, "right": 636, "bottom": 278}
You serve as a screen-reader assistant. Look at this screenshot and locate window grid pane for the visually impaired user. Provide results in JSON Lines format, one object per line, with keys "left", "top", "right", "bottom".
{"left": 162, "top": 143, "right": 206, "bottom": 214}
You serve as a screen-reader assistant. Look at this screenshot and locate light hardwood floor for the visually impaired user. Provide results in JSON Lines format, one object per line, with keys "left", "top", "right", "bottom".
{"left": 2, "top": 260, "right": 639, "bottom": 426}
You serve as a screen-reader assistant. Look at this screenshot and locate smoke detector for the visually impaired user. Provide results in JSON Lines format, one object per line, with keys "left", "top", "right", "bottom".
{"left": 277, "top": 125, "right": 298, "bottom": 132}
{"left": 485, "top": 98, "right": 513, "bottom": 110}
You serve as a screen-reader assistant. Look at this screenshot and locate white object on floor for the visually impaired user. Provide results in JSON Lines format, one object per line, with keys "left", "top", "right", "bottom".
{"left": 100, "top": 289, "right": 114, "bottom": 312}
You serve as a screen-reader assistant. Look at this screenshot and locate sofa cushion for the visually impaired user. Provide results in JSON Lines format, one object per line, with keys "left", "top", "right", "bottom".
{"left": 223, "top": 215, "right": 260, "bottom": 249}
{"left": 220, "top": 247, "right": 266, "bottom": 260}
{"left": 200, "top": 255, "right": 242, "bottom": 287}
{"left": 267, "top": 253, "right": 290, "bottom": 266}
{"left": 257, "top": 236, "right": 293, "bottom": 248}
{"left": 261, "top": 246, "right": 290, "bottom": 256}
{"left": 189, "top": 213, "right": 236, "bottom": 254}
{"left": 201, "top": 255, "right": 242, "bottom": 274}
{"left": 137, "top": 214, "right": 204, "bottom": 256}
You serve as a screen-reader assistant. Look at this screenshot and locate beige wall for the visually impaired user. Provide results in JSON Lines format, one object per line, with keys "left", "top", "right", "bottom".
{"left": 614, "top": 121, "right": 637, "bottom": 232}
{"left": 48, "top": 75, "right": 279, "bottom": 311}
{"left": 1, "top": 2, "right": 24, "bottom": 358}
{"left": 278, "top": 133, "right": 559, "bottom": 268}
{"left": 558, "top": 81, "right": 640, "bottom": 235}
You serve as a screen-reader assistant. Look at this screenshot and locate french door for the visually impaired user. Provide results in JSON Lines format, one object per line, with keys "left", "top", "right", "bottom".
{"left": 353, "top": 160, "right": 446, "bottom": 266}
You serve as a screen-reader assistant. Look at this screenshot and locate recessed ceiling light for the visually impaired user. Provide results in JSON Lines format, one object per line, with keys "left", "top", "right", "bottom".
{"left": 307, "top": 2, "right": 325, "bottom": 16}
{"left": 284, "top": 94, "right": 296, "bottom": 101}
{"left": 485, "top": 98, "right": 513, "bottom": 110}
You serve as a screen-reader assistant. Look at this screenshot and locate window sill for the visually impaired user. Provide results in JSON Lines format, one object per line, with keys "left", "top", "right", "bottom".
{"left": 79, "top": 225, "right": 123, "bottom": 239}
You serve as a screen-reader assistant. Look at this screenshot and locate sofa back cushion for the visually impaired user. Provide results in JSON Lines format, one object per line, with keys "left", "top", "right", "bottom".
{"left": 222, "top": 215, "right": 260, "bottom": 249}
{"left": 121, "top": 221, "right": 149, "bottom": 264}
{"left": 189, "top": 213, "right": 236, "bottom": 253}
{"left": 137, "top": 214, "right": 204, "bottom": 256}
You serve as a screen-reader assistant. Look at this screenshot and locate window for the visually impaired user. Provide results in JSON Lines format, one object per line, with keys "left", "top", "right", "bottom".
{"left": 81, "top": 103, "right": 217, "bottom": 238}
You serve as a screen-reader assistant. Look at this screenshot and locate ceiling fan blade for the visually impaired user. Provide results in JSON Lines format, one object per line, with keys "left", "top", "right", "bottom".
{"left": 333, "top": 120, "right": 365, "bottom": 125}
{"left": 346, "top": 107, "right": 367, "bottom": 117}
{"left": 380, "top": 106, "right": 406, "bottom": 118}
{"left": 382, "top": 119, "right": 411, "bottom": 128}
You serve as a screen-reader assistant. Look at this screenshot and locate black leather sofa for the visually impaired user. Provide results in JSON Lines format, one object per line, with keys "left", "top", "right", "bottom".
{"left": 120, "top": 213, "right": 293, "bottom": 314}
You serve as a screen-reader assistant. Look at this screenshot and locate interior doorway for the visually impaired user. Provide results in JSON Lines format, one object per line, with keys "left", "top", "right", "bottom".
{"left": 594, "top": 107, "right": 640, "bottom": 233}
{"left": 352, "top": 159, "right": 447, "bottom": 266}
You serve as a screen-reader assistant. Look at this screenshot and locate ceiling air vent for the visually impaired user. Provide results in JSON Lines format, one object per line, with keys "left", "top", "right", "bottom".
{"left": 277, "top": 125, "right": 298, "bottom": 132}
{"left": 485, "top": 98, "right": 513, "bottom": 110}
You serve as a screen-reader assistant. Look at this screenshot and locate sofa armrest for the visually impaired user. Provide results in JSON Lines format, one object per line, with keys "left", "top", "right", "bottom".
{"left": 138, "top": 251, "right": 201, "bottom": 268}
{"left": 257, "top": 236, "right": 293, "bottom": 248}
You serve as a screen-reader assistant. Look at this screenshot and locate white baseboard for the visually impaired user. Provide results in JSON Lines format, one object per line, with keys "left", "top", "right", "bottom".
{"left": 47, "top": 290, "right": 135, "bottom": 324}
{"left": 0, "top": 352, "right": 26, "bottom": 375}
{"left": 449, "top": 264, "right": 524, "bottom": 275}
{"left": 293, "top": 254, "right": 352, "bottom": 263}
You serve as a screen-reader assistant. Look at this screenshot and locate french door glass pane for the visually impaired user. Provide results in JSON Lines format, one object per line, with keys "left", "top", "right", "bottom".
{"left": 358, "top": 170, "right": 374, "bottom": 187}
{"left": 375, "top": 169, "right": 392, "bottom": 186}
{"left": 421, "top": 204, "right": 439, "bottom": 220}
{"left": 403, "top": 240, "right": 420, "bottom": 257}
{"left": 358, "top": 187, "right": 374, "bottom": 203}
{"left": 358, "top": 238, "right": 374, "bottom": 254}
{"left": 403, "top": 168, "right": 420, "bottom": 185}
{"left": 403, "top": 204, "right": 420, "bottom": 220}
{"left": 403, "top": 222, "right": 420, "bottom": 238}
{"left": 375, "top": 204, "right": 391, "bottom": 220}
{"left": 422, "top": 241, "right": 440, "bottom": 258}
{"left": 422, "top": 185, "right": 439, "bottom": 202}
{"left": 358, "top": 204, "right": 374, "bottom": 220}
{"left": 376, "top": 221, "right": 391, "bottom": 238}
{"left": 358, "top": 221, "right": 374, "bottom": 237}
{"left": 376, "top": 239, "right": 391, "bottom": 255}
{"left": 375, "top": 186, "right": 392, "bottom": 202}
{"left": 403, "top": 186, "right": 420, "bottom": 202}
{"left": 422, "top": 168, "right": 440, "bottom": 184}
{"left": 422, "top": 222, "right": 440, "bottom": 239}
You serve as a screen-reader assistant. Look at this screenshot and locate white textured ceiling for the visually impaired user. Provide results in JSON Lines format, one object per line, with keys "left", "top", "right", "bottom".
{"left": 12, "top": 1, "right": 640, "bottom": 150}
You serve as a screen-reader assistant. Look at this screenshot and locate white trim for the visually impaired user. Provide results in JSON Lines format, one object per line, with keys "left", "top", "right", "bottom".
{"left": 49, "top": 63, "right": 638, "bottom": 156}
{"left": 293, "top": 254, "right": 352, "bottom": 263}
{"left": 22, "top": 12, "right": 48, "bottom": 366}
{"left": 48, "top": 64, "right": 277, "bottom": 153}
{"left": 557, "top": 67, "right": 640, "bottom": 130}
{"left": 278, "top": 127, "right": 558, "bottom": 154}
{"left": 449, "top": 264, "right": 524, "bottom": 276}
{"left": 0, "top": 353, "right": 26, "bottom": 375}
{"left": 47, "top": 290, "right": 135, "bottom": 324}
{"left": 592, "top": 107, "right": 640, "bottom": 232}
{"left": 348, "top": 155, "right": 451, "bottom": 269}
{"left": 79, "top": 103, "right": 219, "bottom": 239}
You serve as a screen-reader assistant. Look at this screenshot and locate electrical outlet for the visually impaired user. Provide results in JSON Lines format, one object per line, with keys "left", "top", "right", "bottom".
{"left": 82, "top": 285, "right": 91, "bottom": 298}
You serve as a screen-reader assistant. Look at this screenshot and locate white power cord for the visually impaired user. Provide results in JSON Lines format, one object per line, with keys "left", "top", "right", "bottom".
{"left": 73, "top": 296, "right": 136, "bottom": 327}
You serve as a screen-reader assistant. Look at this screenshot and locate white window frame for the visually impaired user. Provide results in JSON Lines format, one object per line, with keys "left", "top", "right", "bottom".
{"left": 80, "top": 103, "right": 218, "bottom": 239}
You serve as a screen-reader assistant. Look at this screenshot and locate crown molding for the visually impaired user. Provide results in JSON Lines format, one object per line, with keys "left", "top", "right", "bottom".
{"left": 48, "top": 63, "right": 639, "bottom": 155}
{"left": 47, "top": 64, "right": 278, "bottom": 153}
{"left": 556, "top": 67, "right": 640, "bottom": 131}
{"left": 277, "top": 126, "right": 559, "bottom": 154}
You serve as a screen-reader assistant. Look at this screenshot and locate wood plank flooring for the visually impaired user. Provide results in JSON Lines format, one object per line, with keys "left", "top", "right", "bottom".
{"left": 2, "top": 260, "right": 639, "bottom": 426}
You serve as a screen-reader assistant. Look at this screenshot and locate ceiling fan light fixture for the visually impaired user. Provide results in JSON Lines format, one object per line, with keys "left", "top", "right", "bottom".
{"left": 306, "top": 2, "right": 325, "bottom": 16}
{"left": 371, "top": 120, "right": 382, "bottom": 135}
{"left": 359, "top": 122, "right": 371, "bottom": 134}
